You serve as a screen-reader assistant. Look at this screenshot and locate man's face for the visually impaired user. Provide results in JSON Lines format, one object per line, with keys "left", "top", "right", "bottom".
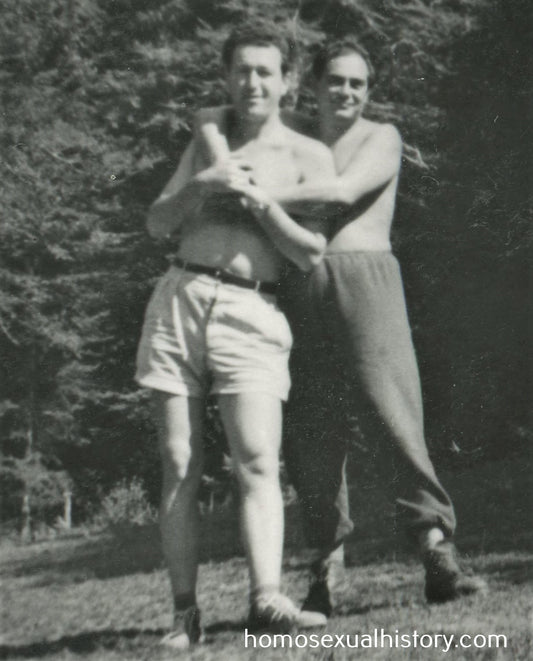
{"left": 316, "top": 52, "right": 369, "bottom": 125}
{"left": 226, "top": 45, "right": 288, "bottom": 121}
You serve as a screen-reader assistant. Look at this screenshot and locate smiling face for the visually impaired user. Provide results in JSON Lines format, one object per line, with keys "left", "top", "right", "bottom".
{"left": 316, "top": 52, "right": 370, "bottom": 127}
{"left": 225, "top": 45, "right": 288, "bottom": 122}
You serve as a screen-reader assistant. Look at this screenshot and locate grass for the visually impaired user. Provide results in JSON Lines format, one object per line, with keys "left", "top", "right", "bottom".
{"left": 1, "top": 456, "right": 532, "bottom": 660}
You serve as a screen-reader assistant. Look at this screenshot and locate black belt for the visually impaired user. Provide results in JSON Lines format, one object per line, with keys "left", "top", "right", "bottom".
{"left": 173, "top": 257, "right": 278, "bottom": 295}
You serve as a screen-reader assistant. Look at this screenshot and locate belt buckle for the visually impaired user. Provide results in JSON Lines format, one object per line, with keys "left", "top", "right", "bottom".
{"left": 254, "top": 280, "right": 261, "bottom": 292}
{"left": 214, "top": 268, "right": 222, "bottom": 280}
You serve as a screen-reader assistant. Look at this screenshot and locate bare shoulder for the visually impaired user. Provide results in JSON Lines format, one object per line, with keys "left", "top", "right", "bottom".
{"left": 283, "top": 126, "right": 333, "bottom": 163}
{"left": 358, "top": 119, "right": 402, "bottom": 148}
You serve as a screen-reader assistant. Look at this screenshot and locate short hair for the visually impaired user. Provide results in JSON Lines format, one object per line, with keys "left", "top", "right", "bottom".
{"left": 311, "top": 37, "right": 375, "bottom": 87}
{"left": 221, "top": 21, "right": 297, "bottom": 75}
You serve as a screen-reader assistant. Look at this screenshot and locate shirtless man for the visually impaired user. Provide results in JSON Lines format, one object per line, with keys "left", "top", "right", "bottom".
{"left": 135, "top": 23, "right": 335, "bottom": 648}
{"left": 197, "top": 37, "right": 487, "bottom": 617}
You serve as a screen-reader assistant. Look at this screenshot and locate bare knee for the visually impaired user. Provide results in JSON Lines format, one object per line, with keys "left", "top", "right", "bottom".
{"left": 152, "top": 393, "right": 204, "bottom": 489}
{"left": 161, "top": 436, "right": 204, "bottom": 487}
{"left": 235, "top": 452, "right": 279, "bottom": 494}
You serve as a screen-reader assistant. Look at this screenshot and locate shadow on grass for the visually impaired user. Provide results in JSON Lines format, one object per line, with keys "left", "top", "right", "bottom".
{"left": 0, "top": 621, "right": 249, "bottom": 659}
{"left": 204, "top": 620, "right": 249, "bottom": 634}
{"left": 0, "top": 628, "right": 165, "bottom": 659}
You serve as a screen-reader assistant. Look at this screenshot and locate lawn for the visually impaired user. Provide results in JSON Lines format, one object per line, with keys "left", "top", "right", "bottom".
{"left": 1, "top": 456, "right": 532, "bottom": 660}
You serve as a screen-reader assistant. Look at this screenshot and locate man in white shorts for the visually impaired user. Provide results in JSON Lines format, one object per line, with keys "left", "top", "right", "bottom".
{"left": 135, "top": 21, "right": 336, "bottom": 648}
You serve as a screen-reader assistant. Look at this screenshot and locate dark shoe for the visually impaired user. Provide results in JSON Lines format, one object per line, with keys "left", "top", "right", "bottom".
{"left": 301, "top": 556, "right": 345, "bottom": 617}
{"left": 423, "top": 541, "right": 488, "bottom": 603}
{"left": 160, "top": 605, "right": 204, "bottom": 650}
{"left": 249, "top": 591, "right": 327, "bottom": 633}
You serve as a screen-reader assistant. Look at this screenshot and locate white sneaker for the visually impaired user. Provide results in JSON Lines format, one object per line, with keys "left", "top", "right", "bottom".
{"left": 249, "top": 591, "right": 327, "bottom": 633}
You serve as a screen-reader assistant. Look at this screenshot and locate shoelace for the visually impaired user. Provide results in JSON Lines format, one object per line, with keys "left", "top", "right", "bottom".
{"left": 255, "top": 593, "right": 298, "bottom": 623}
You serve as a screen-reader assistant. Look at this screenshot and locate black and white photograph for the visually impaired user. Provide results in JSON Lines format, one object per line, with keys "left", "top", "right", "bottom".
{"left": 1, "top": 1, "right": 531, "bottom": 659}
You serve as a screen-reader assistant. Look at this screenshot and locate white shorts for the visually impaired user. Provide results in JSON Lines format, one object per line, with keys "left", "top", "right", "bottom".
{"left": 135, "top": 267, "right": 293, "bottom": 400}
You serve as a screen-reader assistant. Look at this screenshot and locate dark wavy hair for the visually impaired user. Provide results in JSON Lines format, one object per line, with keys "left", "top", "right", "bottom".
{"left": 311, "top": 37, "right": 374, "bottom": 87}
{"left": 221, "top": 21, "right": 297, "bottom": 75}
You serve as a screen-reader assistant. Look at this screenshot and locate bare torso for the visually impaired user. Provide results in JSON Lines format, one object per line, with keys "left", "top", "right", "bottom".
{"left": 326, "top": 118, "right": 397, "bottom": 253}
{"left": 179, "top": 126, "right": 313, "bottom": 281}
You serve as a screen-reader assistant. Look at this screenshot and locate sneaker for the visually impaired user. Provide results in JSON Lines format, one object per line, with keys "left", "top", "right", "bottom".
{"left": 301, "top": 556, "right": 345, "bottom": 617}
{"left": 249, "top": 591, "right": 327, "bottom": 633}
{"left": 423, "top": 541, "right": 488, "bottom": 603}
{"left": 160, "top": 605, "right": 204, "bottom": 650}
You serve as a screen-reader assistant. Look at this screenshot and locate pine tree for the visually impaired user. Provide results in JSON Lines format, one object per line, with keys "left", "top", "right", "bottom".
{"left": 1, "top": 0, "right": 530, "bottom": 525}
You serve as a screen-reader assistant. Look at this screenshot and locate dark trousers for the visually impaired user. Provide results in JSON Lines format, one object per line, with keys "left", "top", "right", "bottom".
{"left": 282, "top": 252, "right": 456, "bottom": 552}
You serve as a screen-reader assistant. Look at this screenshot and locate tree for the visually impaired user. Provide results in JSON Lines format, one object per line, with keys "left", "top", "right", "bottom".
{"left": 1, "top": 0, "right": 530, "bottom": 525}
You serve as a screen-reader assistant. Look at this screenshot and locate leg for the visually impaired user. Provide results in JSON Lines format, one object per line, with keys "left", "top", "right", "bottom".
{"left": 326, "top": 253, "right": 457, "bottom": 538}
{"left": 153, "top": 391, "right": 205, "bottom": 607}
{"left": 207, "top": 284, "right": 325, "bottom": 629}
{"left": 282, "top": 270, "right": 354, "bottom": 557}
{"left": 218, "top": 392, "right": 327, "bottom": 630}
{"left": 353, "top": 366, "right": 488, "bottom": 602}
{"left": 217, "top": 392, "right": 283, "bottom": 591}
{"left": 285, "top": 349, "right": 352, "bottom": 617}
{"left": 327, "top": 252, "right": 486, "bottom": 601}
{"left": 136, "top": 270, "right": 213, "bottom": 647}
{"left": 282, "top": 278, "right": 352, "bottom": 617}
{"left": 355, "top": 344, "right": 456, "bottom": 538}
{"left": 284, "top": 362, "right": 353, "bottom": 554}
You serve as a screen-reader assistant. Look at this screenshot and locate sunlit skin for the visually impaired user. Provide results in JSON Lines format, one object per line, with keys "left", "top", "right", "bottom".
{"left": 195, "top": 50, "right": 401, "bottom": 252}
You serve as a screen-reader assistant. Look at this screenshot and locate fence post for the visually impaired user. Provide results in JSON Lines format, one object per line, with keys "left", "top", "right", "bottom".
{"left": 20, "top": 493, "right": 34, "bottom": 543}
{"left": 63, "top": 490, "right": 72, "bottom": 529}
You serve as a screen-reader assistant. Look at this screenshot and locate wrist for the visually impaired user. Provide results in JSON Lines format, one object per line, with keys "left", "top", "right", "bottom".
{"left": 192, "top": 169, "right": 212, "bottom": 186}
{"left": 248, "top": 199, "right": 272, "bottom": 219}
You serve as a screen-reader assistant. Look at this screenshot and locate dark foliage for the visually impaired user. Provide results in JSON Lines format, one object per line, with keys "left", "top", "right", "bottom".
{"left": 1, "top": 0, "right": 530, "bottom": 522}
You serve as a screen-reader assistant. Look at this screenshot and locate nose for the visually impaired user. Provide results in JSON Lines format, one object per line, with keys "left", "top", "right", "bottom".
{"left": 245, "top": 70, "right": 260, "bottom": 90}
{"left": 340, "top": 79, "right": 351, "bottom": 95}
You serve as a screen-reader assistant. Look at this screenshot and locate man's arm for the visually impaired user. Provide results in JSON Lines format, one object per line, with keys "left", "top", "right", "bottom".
{"left": 237, "top": 184, "right": 326, "bottom": 271}
{"left": 193, "top": 110, "right": 333, "bottom": 269}
{"left": 146, "top": 141, "right": 200, "bottom": 239}
{"left": 195, "top": 107, "right": 315, "bottom": 161}
{"left": 289, "top": 138, "right": 340, "bottom": 230}
{"left": 147, "top": 138, "right": 252, "bottom": 239}
{"left": 275, "top": 124, "right": 402, "bottom": 215}
{"left": 195, "top": 107, "right": 231, "bottom": 164}
{"left": 231, "top": 141, "right": 337, "bottom": 271}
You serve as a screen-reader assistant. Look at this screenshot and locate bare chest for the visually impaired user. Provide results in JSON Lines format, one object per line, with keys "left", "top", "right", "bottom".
{"left": 331, "top": 124, "right": 372, "bottom": 173}
{"left": 233, "top": 143, "right": 302, "bottom": 189}
{"left": 332, "top": 137, "right": 363, "bottom": 174}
